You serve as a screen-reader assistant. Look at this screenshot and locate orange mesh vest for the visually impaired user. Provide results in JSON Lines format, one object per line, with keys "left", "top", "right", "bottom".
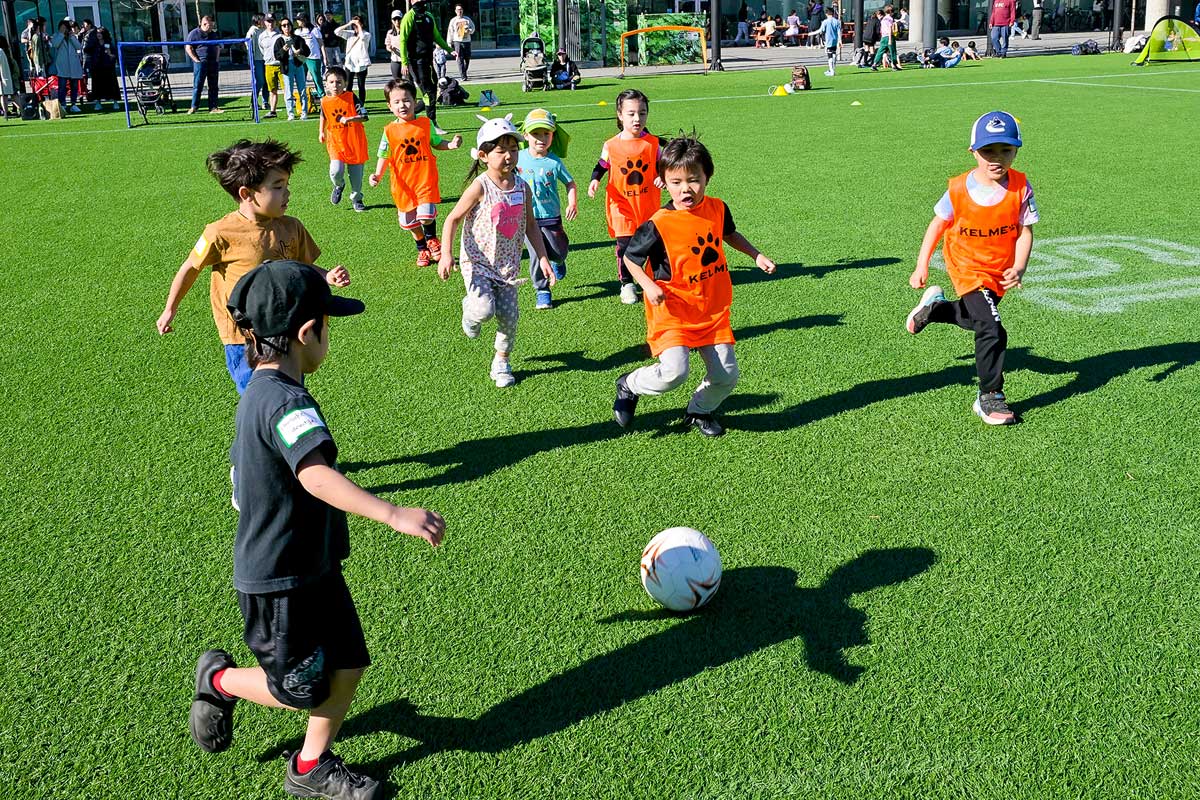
{"left": 643, "top": 196, "right": 734, "bottom": 356}
{"left": 321, "top": 92, "right": 368, "bottom": 165}
{"left": 604, "top": 133, "right": 661, "bottom": 238}
{"left": 384, "top": 117, "right": 441, "bottom": 212}
{"left": 942, "top": 169, "right": 1026, "bottom": 298}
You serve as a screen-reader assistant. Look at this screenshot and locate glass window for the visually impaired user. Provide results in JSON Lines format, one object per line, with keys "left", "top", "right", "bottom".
{"left": 495, "top": 0, "right": 518, "bottom": 46}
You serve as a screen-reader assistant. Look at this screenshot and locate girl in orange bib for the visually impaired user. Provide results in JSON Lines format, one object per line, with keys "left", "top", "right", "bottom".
{"left": 612, "top": 136, "right": 777, "bottom": 438}
{"left": 906, "top": 111, "right": 1038, "bottom": 426}
{"left": 368, "top": 79, "right": 462, "bottom": 267}
{"left": 318, "top": 67, "right": 368, "bottom": 212}
{"left": 587, "top": 89, "right": 663, "bottom": 305}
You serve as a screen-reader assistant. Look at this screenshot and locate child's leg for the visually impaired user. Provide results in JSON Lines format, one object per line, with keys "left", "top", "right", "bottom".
{"left": 540, "top": 217, "right": 569, "bottom": 279}
{"left": 928, "top": 289, "right": 1007, "bottom": 392}
{"left": 689, "top": 344, "right": 740, "bottom": 414}
{"left": 616, "top": 236, "right": 633, "bottom": 283}
{"left": 492, "top": 281, "right": 520, "bottom": 357}
{"left": 329, "top": 159, "right": 345, "bottom": 188}
{"left": 461, "top": 266, "right": 497, "bottom": 338}
{"left": 298, "top": 667, "right": 366, "bottom": 761}
{"left": 625, "top": 346, "right": 692, "bottom": 396}
{"left": 347, "top": 163, "right": 365, "bottom": 203}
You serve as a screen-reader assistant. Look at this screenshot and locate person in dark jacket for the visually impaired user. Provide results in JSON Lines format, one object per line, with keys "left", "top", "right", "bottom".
{"left": 550, "top": 49, "right": 581, "bottom": 89}
{"left": 276, "top": 18, "right": 311, "bottom": 120}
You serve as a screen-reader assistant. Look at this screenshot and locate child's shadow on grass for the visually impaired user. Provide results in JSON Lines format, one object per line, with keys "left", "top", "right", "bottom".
{"left": 733, "top": 257, "right": 900, "bottom": 286}
{"left": 257, "top": 549, "right": 936, "bottom": 788}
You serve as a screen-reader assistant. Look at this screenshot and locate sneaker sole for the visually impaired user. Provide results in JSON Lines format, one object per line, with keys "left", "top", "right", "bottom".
{"left": 972, "top": 398, "right": 1017, "bottom": 425}
{"left": 905, "top": 285, "right": 944, "bottom": 334}
{"left": 190, "top": 650, "right": 235, "bottom": 753}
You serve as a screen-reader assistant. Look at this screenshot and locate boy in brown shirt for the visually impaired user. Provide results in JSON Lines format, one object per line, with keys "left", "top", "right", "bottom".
{"left": 156, "top": 139, "right": 350, "bottom": 394}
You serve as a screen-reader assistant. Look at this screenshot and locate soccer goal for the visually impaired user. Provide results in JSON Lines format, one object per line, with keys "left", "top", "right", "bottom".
{"left": 619, "top": 26, "right": 710, "bottom": 78}
{"left": 117, "top": 38, "right": 258, "bottom": 128}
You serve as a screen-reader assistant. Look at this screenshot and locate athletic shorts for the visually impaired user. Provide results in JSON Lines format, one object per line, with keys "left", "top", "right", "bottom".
{"left": 826, "top": 46, "right": 838, "bottom": 58}
{"left": 398, "top": 203, "right": 437, "bottom": 230}
{"left": 264, "top": 64, "right": 283, "bottom": 92}
{"left": 238, "top": 570, "right": 370, "bottom": 709}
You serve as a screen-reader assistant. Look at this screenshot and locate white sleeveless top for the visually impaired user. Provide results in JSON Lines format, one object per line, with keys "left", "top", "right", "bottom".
{"left": 461, "top": 174, "right": 528, "bottom": 284}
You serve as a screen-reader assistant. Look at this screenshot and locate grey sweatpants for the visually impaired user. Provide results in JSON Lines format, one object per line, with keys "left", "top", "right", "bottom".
{"left": 626, "top": 344, "right": 739, "bottom": 414}
{"left": 330, "top": 160, "right": 364, "bottom": 203}
{"left": 462, "top": 266, "right": 519, "bottom": 353}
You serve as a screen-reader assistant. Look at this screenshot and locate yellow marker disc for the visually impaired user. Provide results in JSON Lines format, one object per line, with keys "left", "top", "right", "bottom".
{"left": 598, "top": 100, "right": 607, "bottom": 106}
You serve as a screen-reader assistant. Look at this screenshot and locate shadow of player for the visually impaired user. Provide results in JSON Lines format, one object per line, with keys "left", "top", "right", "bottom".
{"left": 257, "top": 549, "right": 936, "bottom": 786}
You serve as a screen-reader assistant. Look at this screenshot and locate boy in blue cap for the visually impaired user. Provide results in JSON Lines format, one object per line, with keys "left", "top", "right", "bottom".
{"left": 516, "top": 107, "right": 577, "bottom": 309}
{"left": 906, "top": 111, "right": 1038, "bottom": 425}
{"left": 188, "top": 260, "right": 445, "bottom": 800}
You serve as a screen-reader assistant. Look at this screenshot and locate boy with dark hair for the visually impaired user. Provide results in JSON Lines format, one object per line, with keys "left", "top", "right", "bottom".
{"left": 613, "top": 136, "right": 777, "bottom": 437}
{"left": 157, "top": 139, "right": 350, "bottom": 395}
{"left": 190, "top": 259, "right": 445, "bottom": 800}
{"left": 906, "top": 111, "right": 1037, "bottom": 425}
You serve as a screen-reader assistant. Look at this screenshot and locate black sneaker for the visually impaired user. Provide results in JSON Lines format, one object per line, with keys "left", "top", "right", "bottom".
{"left": 331, "top": 184, "right": 344, "bottom": 205}
{"left": 189, "top": 650, "right": 236, "bottom": 753}
{"left": 284, "top": 751, "right": 382, "bottom": 800}
{"left": 905, "top": 285, "right": 947, "bottom": 334}
{"left": 684, "top": 411, "right": 725, "bottom": 437}
{"left": 352, "top": 199, "right": 366, "bottom": 213}
{"left": 973, "top": 391, "right": 1017, "bottom": 425}
{"left": 613, "top": 373, "right": 639, "bottom": 428}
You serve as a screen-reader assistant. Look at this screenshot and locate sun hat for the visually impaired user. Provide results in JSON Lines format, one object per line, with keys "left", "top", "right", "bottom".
{"left": 521, "top": 108, "right": 556, "bottom": 133}
{"left": 471, "top": 113, "right": 518, "bottom": 159}
{"left": 391, "top": 9, "right": 403, "bottom": 18}
{"left": 970, "top": 110, "right": 1022, "bottom": 150}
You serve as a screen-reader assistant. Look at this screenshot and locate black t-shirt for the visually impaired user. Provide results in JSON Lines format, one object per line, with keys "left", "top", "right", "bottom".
{"left": 230, "top": 369, "right": 349, "bottom": 594}
{"left": 321, "top": 20, "right": 341, "bottom": 48}
{"left": 186, "top": 27, "right": 220, "bottom": 61}
{"left": 625, "top": 200, "right": 736, "bottom": 281}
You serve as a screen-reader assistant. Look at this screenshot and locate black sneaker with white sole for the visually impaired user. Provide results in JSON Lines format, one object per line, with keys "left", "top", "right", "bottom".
{"left": 684, "top": 412, "right": 725, "bottom": 437}
{"left": 331, "top": 184, "right": 344, "bottom": 205}
{"left": 906, "top": 285, "right": 947, "bottom": 335}
{"left": 284, "top": 751, "right": 382, "bottom": 800}
{"left": 613, "top": 373, "right": 639, "bottom": 428}
{"left": 189, "top": 649, "right": 237, "bottom": 753}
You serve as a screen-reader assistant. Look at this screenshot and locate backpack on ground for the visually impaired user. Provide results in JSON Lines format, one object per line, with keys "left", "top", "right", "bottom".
{"left": 791, "top": 65, "right": 811, "bottom": 91}
{"left": 478, "top": 89, "right": 499, "bottom": 107}
{"left": 438, "top": 77, "right": 469, "bottom": 107}
{"left": 21, "top": 93, "right": 41, "bottom": 120}
{"left": 900, "top": 50, "right": 919, "bottom": 63}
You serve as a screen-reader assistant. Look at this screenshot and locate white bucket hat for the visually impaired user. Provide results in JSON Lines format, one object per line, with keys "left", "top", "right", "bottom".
{"left": 471, "top": 113, "right": 518, "bottom": 159}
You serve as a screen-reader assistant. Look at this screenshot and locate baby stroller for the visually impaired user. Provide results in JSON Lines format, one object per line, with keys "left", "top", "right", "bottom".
{"left": 133, "top": 53, "right": 176, "bottom": 122}
{"left": 520, "top": 37, "right": 548, "bottom": 92}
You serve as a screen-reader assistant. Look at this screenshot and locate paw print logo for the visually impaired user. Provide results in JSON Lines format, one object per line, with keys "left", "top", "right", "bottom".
{"left": 691, "top": 232, "right": 722, "bottom": 267}
{"left": 620, "top": 158, "right": 648, "bottom": 186}
{"left": 402, "top": 137, "right": 421, "bottom": 156}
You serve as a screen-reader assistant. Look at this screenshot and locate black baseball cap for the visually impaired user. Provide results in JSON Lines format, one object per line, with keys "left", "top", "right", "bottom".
{"left": 227, "top": 260, "right": 364, "bottom": 338}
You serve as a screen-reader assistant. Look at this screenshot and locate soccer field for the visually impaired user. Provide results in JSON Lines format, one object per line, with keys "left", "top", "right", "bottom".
{"left": 3, "top": 53, "right": 1199, "bottom": 799}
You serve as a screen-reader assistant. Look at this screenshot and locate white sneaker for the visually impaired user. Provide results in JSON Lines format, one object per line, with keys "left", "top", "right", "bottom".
{"left": 490, "top": 358, "right": 515, "bottom": 388}
{"left": 619, "top": 283, "right": 639, "bottom": 305}
{"left": 462, "top": 312, "right": 481, "bottom": 339}
{"left": 824, "top": 70, "right": 835, "bottom": 76}
{"left": 287, "top": 113, "right": 295, "bottom": 121}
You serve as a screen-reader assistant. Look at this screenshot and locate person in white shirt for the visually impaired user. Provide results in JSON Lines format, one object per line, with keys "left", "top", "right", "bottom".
{"left": 446, "top": 4, "right": 474, "bottom": 81}
{"left": 245, "top": 14, "right": 268, "bottom": 110}
{"left": 259, "top": 14, "right": 283, "bottom": 118}
{"left": 335, "top": 15, "right": 371, "bottom": 111}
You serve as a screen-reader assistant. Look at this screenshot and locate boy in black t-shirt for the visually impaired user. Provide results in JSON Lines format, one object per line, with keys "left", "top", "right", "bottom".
{"left": 189, "top": 260, "right": 445, "bottom": 800}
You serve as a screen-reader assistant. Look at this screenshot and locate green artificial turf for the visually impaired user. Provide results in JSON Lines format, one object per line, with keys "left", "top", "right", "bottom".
{"left": 2, "top": 54, "right": 1199, "bottom": 799}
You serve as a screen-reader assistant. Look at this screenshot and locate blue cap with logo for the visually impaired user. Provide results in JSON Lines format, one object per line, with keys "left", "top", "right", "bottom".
{"left": 970, "top": 110, "right": 1022, "bottom": 150}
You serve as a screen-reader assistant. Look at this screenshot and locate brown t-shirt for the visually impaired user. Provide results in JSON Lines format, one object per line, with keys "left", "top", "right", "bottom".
{"left": 191, "top": 211, "right": 321, "bottom": 345}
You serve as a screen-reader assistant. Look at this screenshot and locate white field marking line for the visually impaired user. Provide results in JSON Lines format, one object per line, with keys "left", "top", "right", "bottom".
{"left": 3, "top": 67, "right": 1198, "bottom": 141}
{"left": 1035, "top": 78, "right": 1200, "bottom": 93}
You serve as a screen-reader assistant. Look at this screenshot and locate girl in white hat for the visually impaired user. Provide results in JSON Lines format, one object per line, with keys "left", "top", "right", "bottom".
{"left": 438, "top": 115, "right": 555, "bottom": 388}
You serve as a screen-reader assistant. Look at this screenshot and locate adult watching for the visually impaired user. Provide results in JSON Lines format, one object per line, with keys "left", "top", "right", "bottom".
{"left": 245, "top": 13, "right": 268, "bottom": 110}
{"left": 186, "top": 14, "right": 222, "bottom": 114}
{"left": 446, "top": 4, "right": 475, "bottom": 81}
{"left": 399, "top": 0, "right": 452, "bottom": 124}
{"left": 335, "top": 15, "right": 371, "bottom": 111}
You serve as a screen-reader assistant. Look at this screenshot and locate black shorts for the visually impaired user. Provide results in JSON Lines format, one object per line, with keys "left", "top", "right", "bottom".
{"left": 826, "top": 46, "right": 838, "bottom": 58}
{"left": 238, "top": 571, "right": 371, "bottom": 709}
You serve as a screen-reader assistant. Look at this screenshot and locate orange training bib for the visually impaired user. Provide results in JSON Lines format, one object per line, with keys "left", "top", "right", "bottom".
{"left": 605, "top": 133, "right": 661, "bottom": 238}
{"left": 321, "top": 91, "right": 368, "bottom": 165}
{"left": 942, "top": 168, "right": 1026, "bottom": 298}
{"left": 385, "top": 117, "right": 441, "bottom": 212}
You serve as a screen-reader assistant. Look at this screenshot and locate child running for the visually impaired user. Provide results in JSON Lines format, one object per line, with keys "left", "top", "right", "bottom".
{"left": 438, "top": 115, "right": 555, "bottom": 387}
{"left": 906, "top": 111, "right": 1037, "bottom": 425}
{"left": 319, "top": 66, "right": 368, "bottom": 213}
{"left": 613, "top": 135, "right": 777, "bottom": 437}
{"left": 369, "top": 79, "right": 463, "bottom": 268}
{"left": 156, "top": 139, "right": 350, "bottom": 395}
{"left": 812, "top": 6, "right": 843, "bottom": 76}
{"left": 587, "top": 89, "right": 662, "bottom": 305}
{"left": 515, "top": 107, "right": 577, "bottom": 310}
{"left": 189, "top": 259, "right": 444, "bottom": 800}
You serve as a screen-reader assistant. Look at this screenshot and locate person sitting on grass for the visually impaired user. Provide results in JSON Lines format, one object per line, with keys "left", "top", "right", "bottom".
{"left": 927, "top": 36, "right": 962, "bottom": 67}
{"left": 156, "top": 139, "right": 351, "bottom": 396}
{"left": 962, "top": 40, "right": 982, "bottom": 60}
{"left": 188, "top": 259, "right": 444, "bottom": 800}
{"left": 905, "top": 111, "right": 1038, "bottom": 426}
{"left": 550, "top": 48, "right": 581, "bottom": 89}
{"left": 613, "top": 135, "right": 778, "bottom": 438}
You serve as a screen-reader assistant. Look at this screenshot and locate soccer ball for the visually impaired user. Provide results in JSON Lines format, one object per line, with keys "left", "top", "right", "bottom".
{"left": 639, "top": 527, "right": 723, "bottom": 612}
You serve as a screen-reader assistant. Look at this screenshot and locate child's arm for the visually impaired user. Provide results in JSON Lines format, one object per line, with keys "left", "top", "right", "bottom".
{"left": 624, "top": 257, "right": 664, "bottom": 306}
{"left": 911, "top": 215, "right": 952, "bottom": 289}
{"left": 526, "top": 192, "right": 555, "bottom": 287}
{"left": 724, "top": 231, "right": 776, "bottom": 274}
{"left": 318, "top": 111, "right": 326, "bottom": 143}
{"left": 437, "top": 180, "right": 486, "bottom": 279}
{"left": 564, "top": 180, "right": 578, "bottom": 220}
{"left": 432, "top": 134, "right": 463, "bottom": 151}
{"left": 1001, "top": 225, "right": 1034, "bottom": 289}
{"left": 369, "top": 131, "right": 390, "bottom": 186}
{"left": 297, "top": 451, "right": 444, "bottom": 546}
{"left": 157, "top": 256, "right": 202, "bottom": 334}
{"left": 587, "top": 145, "right": 610, "bottom": 198}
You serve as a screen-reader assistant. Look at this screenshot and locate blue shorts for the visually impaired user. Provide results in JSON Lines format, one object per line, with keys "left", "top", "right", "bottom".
{"left": 225, "top": 345, "right": 253, "bottom": 395}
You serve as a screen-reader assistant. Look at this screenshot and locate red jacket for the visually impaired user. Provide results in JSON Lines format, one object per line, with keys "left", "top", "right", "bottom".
{"left": 989, "top": 0, "right": 1016, "bottom": 26}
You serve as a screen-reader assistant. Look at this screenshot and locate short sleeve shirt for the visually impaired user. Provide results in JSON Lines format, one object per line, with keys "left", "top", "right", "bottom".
{"left": 934, "top": 172, "right": 1039, "bottom": 226}
{"left": 515, "top": 151, "right": 573, "bottom": 220}
{"left": 186, "top": 27, "right": 220, "bottom": 61}
{"left": 625, "top": 199, "right": 737, "bottom": 279}
{"left": 230, "top": 369, "right": 349, "bottom": 594}
{"left": 191, "top": 212, "right": 321, "bottom": 345}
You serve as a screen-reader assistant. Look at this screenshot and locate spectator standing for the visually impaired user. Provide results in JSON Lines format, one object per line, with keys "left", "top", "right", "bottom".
{"left": 735, "top": 1, "right": 752, "bottom": 44}
{"left": 399, "top": 0, "right": 452, "bottom": 124}
{"left": 0, "top": 35, "right": 17, "bottom": 117}
{"left": 245, "top": 14, "right": 269, "bottom": 110}
{"left": 447, "top": 5, "right": 475, "bottom": 81}
{"left": 319, "top": 13, "right": 343, "bottom": 66}
{"left": 1091, "top": 0, "right": 1103, "bottom": 29}
{"left": 260, "top": 14, "right": 283, "bottom": 118}
{"left": 871, "top": 5, "right": 900, "bottom": 70}
{"left": 989, "top": 0, "right": 1016, "bottom": 56}
{"left": 91, "top": 26, "right": 120, "bottom": 109}
{"left": 1030, "top": 0, "right": 1043, "bottom": 39}
{"left": 385, "top": 10, "right": 406, "bottom": 80}
{"left": 296, "top": 16, "right": 324, "bottom": 98}
{"left": 80, "top": 19, "right": 103, "bottom": 108}
{"left": 861, "top": 9, "right": 882, "bottom": 60}
{"left": 186, "top": 15, "right": 222, "bottom": 114}
{"left": 276, "top": 18, "right": 309, "bottom": 121}
{"left": 50, "top": 19, "right": 84, "bottom": 112}
{"left": 335, "top": 16, "right": 371, "bottom": 112}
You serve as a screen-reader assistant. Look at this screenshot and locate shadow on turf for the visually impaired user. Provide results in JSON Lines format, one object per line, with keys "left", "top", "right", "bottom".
{"left": 256, "top": 549, "right": 936, "bottom": 789}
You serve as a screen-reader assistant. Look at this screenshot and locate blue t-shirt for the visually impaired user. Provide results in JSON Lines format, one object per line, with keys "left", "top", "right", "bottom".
{"left": 816, "top": 17, "right": 842, "bottom": 47}
{"left": 515, "top": 151, "right": 574, "bottom": 220}
{"left": 186, "top": 27, "right": 220, "bottom": 61}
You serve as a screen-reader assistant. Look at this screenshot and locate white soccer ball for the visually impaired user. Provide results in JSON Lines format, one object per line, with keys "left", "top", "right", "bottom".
{"left": 639, "top": 527, "right": 723, "bottom": 612}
